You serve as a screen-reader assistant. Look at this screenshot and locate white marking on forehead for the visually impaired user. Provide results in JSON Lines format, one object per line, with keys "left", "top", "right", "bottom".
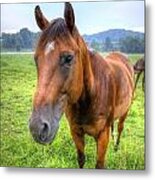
{"left": 45, "top": 41, "right": 55, "bottom": 55}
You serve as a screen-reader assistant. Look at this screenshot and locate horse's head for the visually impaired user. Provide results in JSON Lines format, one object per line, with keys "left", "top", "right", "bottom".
{"left": 29, "top": 3, "right": 84, "bottom": 144}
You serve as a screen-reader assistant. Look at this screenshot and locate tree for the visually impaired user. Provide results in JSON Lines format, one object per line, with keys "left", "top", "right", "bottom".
{"left": 1, "top": 28, "right": 40, "bottom": 51}
{"left": 119, "top": 36, "right": 144, "bottom": 53}
{"left": 104, "top": 37, "right": 113, "bottom": 52}
{"left": 19, "top": 28, "right": 33, "bottom": 49}
{"left": 91, "top": 40, "right": 101, "bottom": 51}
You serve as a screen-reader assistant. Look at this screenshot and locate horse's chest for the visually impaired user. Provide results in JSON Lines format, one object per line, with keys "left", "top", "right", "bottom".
{"left": 72, "top": 96, "right": 95, "bottom": 125}
{"left": 74, "top": 109, "right": 93, "bottom": 125}
{"left": 70, "top": 103, "right": 106, "bottom": 136}
{"left": 81, "top": 118, "right": 105, "bottom": 137}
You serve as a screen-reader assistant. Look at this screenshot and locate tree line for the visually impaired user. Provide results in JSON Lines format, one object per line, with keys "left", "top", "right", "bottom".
{"left": 1, "top": 28, "right": 40, "bottom": 52}
{"left": 90, "top": 36, "right": 144, "bottom": 53}
{"left": 1, "top": 28, "right": 144, "bottom": 53}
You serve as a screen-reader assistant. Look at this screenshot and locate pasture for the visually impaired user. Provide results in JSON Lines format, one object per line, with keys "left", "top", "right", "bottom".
{"left": 0, "top": 53, "right": 145, "bottom": 169}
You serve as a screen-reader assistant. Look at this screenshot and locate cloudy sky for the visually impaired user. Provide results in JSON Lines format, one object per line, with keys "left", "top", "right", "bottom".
{"left": 1, "top": 0, "right": 145, "bottom": 35}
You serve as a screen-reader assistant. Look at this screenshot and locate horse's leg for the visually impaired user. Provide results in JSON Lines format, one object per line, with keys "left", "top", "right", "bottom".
{"left": 111, "top": 122, "right": 114, "bottom": 140}
{"left": 95, "top": 126, "right": 110, "bottom": 169}
{"left": 114, "top": 111, "right": 128, "bottom": 151}
{"left": 134, "top": 71, "right": 142, "bottom": 90}
{"left": 70, "top": 128, "right": 85, "bottom": 168}
{"left": 142, "top": 73, "right": 145, "bottom": 92}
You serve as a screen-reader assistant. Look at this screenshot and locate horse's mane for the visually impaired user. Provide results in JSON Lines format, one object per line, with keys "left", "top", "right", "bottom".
{"left": 39, "top": 18, "right": 79, "bottom": 47}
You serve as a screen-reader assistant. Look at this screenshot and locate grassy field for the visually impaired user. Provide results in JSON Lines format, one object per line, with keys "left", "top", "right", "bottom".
{"left": 0, "top": 53, "right": 145, "bottom": 169}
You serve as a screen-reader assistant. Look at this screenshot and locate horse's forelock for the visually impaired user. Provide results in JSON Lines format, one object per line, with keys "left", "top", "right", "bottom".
{"left": 39, "top": 18, "right": 79, "bottom": 49}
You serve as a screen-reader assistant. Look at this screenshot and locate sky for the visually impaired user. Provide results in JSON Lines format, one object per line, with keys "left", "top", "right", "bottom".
{"left": 1, "top": 0, "right": 145, "bottom": 35}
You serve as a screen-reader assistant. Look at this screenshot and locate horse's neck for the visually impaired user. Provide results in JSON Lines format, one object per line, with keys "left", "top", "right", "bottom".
{"left": 80, "top": 48, "right": 105, "bottom": 100}
{"left": 75, "top": 34, "right": 95, "bottom": 98}
{"left": 80, "top": 45, "right": 94, "bottom": 98}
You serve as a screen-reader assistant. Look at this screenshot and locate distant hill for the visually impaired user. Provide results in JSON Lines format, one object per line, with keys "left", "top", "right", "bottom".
{"left": 1, "top": 28, "right": 144, "bottom": 53}
{"left": 83, "top": 29, "right": 144, "bottom": 44}
{"left": 83, "top": 29, "right": 144, "bottom": 53}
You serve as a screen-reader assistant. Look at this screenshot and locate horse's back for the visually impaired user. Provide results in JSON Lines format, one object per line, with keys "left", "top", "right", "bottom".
{"left": 105, "top": 52, "right": 134, "bottom": 77}
{"left": 105, "top": 52, "right": 134, "bottom": 119}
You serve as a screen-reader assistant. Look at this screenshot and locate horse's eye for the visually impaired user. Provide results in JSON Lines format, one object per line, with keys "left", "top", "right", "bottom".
{"left": 60, "top": 54, "right": 74, "bottom": 67}
{"left": 65, "top": 55, "right": 73, "bottom": 64}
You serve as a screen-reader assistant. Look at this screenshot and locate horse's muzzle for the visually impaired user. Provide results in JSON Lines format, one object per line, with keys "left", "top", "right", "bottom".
{"left": 29, "top": 103, "right": 62, "bottom": 144}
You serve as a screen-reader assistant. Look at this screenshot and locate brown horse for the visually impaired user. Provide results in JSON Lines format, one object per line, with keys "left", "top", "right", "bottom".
{"left": 29, "top": 2, "right": 134, "bottom": 169}
{"left": 134, "top": 57, "right": 145, "bottom": 91}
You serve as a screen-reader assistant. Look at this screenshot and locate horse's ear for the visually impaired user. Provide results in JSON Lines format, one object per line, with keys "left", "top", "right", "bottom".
{"left": 64, "top": 2, "right": 75, "bottom": 34}
{"left": 35, "top": 5, "right": 49, "bottom": 30}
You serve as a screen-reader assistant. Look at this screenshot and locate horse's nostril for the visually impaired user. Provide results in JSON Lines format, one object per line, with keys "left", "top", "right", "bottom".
{"left": 39, "top": 122, "right": 49, "bottom": 142}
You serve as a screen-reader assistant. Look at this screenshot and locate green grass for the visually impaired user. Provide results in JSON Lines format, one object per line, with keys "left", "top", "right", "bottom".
{"left": 0, "top": 53, "right": 145, "bottom": 169}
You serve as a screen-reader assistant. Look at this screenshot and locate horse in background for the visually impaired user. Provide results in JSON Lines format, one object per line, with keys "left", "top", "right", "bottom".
{"left": 29, "top": 2, "right": 135, "bottom": 169}
{"left": 134, "top": 57, "right": 145, "bottom": 91}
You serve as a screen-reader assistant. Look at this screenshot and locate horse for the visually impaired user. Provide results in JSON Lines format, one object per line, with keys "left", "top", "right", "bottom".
{"left": 134, "top": 57, "right": 145, "bottom": 91}
{"left": 29, "top": 2, "right": 134, "bottom": 169}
